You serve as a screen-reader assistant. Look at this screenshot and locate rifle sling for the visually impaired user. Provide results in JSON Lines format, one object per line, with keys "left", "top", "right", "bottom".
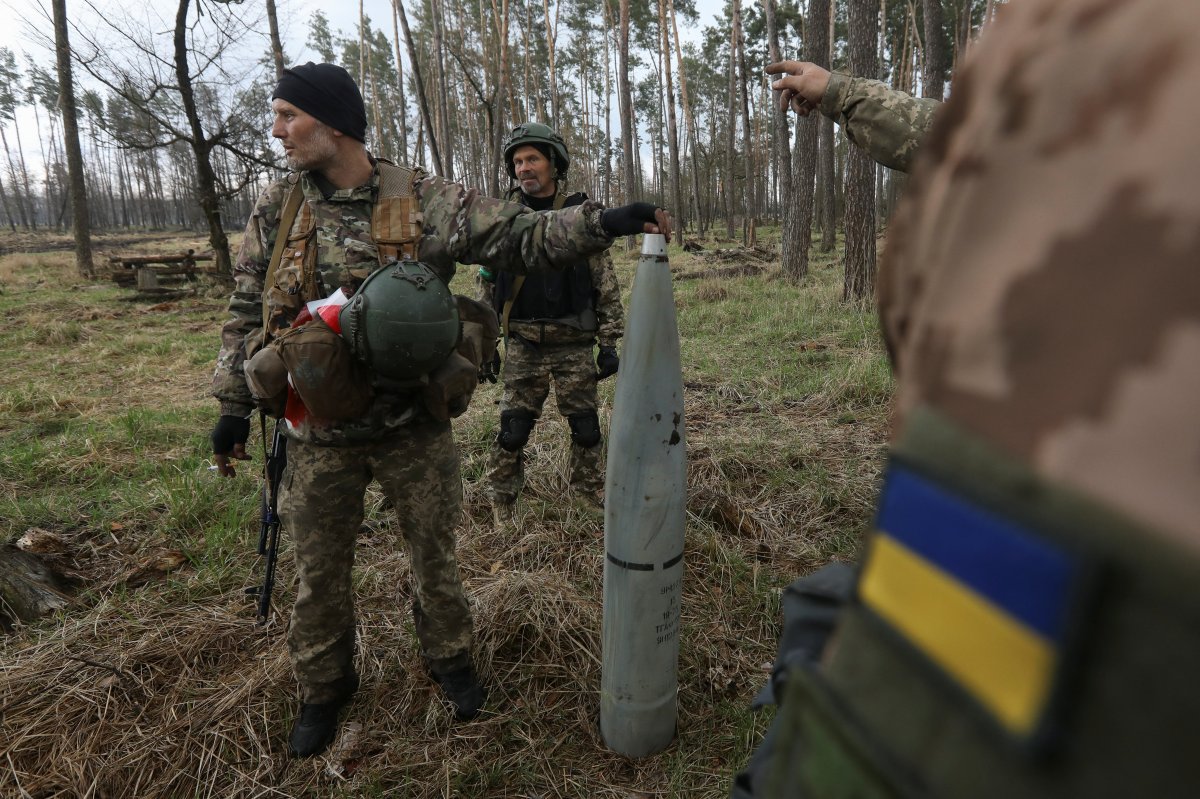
{"left": 261, "top": 181, "right": 306, "bottom": 339}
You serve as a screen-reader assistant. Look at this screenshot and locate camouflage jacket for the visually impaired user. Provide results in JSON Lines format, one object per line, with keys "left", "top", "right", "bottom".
{"left": 819, "top": 72, "right": 941, "bottom": 173}
{"left": 475, "top": 190, "right": 624, "bottom": 348}
{"left": 212, "top": 161, "right": 614, "bottom": 441}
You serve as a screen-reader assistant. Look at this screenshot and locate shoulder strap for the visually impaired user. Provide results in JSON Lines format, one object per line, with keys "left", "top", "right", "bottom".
{"left": 372, "top": 160, "right": 422, "bottom": 263}
{"left": 261, "top": 181, "right": 306, "bottom": 339}
{"left": 498, "top": 191, "right": 568, "bottom": 335}
{"left": 500, "top": 276, "right": 525, "bottom": 337}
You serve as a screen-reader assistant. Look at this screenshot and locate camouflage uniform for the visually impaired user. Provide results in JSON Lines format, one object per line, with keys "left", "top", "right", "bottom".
{"left": 478, "top": 190, "right": 624, "bottom": 507}
{"left": 213, "top": 162, "right": 615, "bottom": 703}
{"left": 817, "top": 71, "right": 939, "bottom": 173}
{"left": 740, "top": 1, "right": 1200, "bottom": 796}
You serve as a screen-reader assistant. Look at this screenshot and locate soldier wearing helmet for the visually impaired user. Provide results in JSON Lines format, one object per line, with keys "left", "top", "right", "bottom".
{"left": 209, "top": 65, "right": 671, "bottom": 759}
{"left": 478, "top": 121, "right": 626, "bottom": 523}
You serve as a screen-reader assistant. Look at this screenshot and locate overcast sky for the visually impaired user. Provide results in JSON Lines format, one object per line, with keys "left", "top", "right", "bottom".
{"left": 2, "top": 0, "right": 729, "bottom": 75}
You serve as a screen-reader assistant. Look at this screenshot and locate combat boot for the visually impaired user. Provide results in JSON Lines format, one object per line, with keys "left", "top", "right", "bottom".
{"left": 288, "top": 702, "right": 342, "bottom": 757}
{"left": 429, "top": 654, "right": 486, "bottom": 721}
{"left": 287, "top": 673, "right": 358, "bottom": 758}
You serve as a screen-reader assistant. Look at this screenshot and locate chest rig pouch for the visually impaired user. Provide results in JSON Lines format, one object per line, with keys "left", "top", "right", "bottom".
{"left": 247, "top": 162, "right": 496, "bottom": 422}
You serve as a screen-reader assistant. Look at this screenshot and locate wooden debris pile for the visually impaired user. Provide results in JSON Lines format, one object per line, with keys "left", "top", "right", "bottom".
{"left": 109, "top": 250, "right": 214, "bottom": 294}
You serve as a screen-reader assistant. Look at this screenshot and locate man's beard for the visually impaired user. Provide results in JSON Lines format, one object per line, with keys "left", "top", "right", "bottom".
{"left": 286, "top": 124, "right": 339, "bottom": 171}
{"left": 519, "top": 175, "right": 548, "bottom": 195}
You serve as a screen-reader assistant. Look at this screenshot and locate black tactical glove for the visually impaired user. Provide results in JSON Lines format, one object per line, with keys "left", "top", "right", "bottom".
{"left": 211, "top": 414, "right": 251, "bottom": 477}
{"left": 600, "top": 202, "right": 662, "bottom": 238}
{"left": 212, "top": 415, "right": 250, "bottom": 454}
{"left": 479, "top": 349, "right": 501, "bottom": 384}
{"left": 596, "top": 345, "right": 620, "bottom": 380}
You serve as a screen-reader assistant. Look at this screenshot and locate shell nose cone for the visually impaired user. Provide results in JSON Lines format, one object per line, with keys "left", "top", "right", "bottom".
{"left": 640, "top": 233, "right": 668, "bottom": 257}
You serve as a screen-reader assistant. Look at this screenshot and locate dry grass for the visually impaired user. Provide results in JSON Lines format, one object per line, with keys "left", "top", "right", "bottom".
{"left": 0, "top": 228, "right": 890, "bottom": 797}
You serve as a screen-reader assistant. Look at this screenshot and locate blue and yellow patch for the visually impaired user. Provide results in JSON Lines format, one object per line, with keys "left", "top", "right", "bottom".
{"left": 859, "top": 464, "right": 1083, "bottom": 738}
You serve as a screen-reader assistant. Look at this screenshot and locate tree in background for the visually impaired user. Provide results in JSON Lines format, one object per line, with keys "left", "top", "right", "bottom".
{"left": 843, "top": 0, "right": 878, "bottom": 302}
{"left": 922, "top": 0, "right": 950, "bottom": 99}
{"left": 52, "top": 0, "right": 93, "bottom": 277}
{"left": 0, "top": 0, "right": 999, "bottom": 260}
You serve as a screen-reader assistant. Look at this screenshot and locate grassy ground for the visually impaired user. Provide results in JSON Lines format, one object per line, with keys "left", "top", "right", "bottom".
{"left": 0, "top": 228, "right": 892, "bottom": 798}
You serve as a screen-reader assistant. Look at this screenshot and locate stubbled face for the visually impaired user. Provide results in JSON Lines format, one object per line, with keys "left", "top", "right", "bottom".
{"left": 271, "top": 99, "right": 339, "bottom": 173}
{"left": 511, "top": 144, "right": 557, "bottom": 198}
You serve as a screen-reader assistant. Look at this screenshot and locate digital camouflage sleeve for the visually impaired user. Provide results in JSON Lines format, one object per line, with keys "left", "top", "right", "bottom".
{"left": 818, "top": 72, "right": 941, "bottom": 174}
{"left": 590, "top": 250, "right": 624, "bottom": 349}
{"left": 212, "top": 181, "right": 285, "bottom": 418}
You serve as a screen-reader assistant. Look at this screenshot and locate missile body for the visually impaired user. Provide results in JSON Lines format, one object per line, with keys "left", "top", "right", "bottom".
{"left": 600, "top": 234, "right": 687, "bottom": 758}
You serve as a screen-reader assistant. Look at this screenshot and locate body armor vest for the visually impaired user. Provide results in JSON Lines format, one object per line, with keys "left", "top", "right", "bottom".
{"left": 493, "top": 192, "right": 595, "bottom": 331}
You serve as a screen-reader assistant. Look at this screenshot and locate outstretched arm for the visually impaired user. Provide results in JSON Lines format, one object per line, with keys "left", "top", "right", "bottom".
{"left": 767, "top": 60, "right": 941, "bottom": 173}
{"left": 415, "top": 175, "right": 671, "bottom": 274}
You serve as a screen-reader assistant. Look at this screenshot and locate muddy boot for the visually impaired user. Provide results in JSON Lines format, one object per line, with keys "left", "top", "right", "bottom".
{"left": 429, "top": 653, "right": 486, "bottom": 721}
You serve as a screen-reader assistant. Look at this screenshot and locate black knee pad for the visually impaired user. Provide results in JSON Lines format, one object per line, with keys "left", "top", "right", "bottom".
{"left": 498, "top": 409, "right": 535, "bottom": 452}
{"left": 568, "top": 411, "right": 602, "bottom": 448}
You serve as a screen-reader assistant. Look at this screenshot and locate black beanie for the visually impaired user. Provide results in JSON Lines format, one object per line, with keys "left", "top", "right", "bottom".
{"left": 272, "top": 63, "right": 368, "bottom": 143}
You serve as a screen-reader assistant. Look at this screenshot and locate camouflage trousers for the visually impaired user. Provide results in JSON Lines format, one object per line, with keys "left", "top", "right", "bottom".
{"left": 278, "top": 421, "right": 472, "bottom": 704}
{"left": 486, "top": 338, "right": 604, "bottom": 504}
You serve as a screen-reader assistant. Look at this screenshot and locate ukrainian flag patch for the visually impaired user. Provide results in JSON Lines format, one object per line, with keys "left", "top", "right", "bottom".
{"left": 859, "top": 464, "right": 1083, "bottom": 738}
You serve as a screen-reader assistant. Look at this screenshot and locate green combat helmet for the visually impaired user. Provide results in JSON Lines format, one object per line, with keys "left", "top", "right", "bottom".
{"left": 502, "top": 121, "right": 570, "bottom": 180}
{"left": 339, "top": 260, "right": 460, "bottom": 383}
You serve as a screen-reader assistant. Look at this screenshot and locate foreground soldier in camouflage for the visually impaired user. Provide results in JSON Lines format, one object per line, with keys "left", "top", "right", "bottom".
{"left": 209, "top": 63, "right": 670, "bottom": 758}
{"left": 478, "top": 123, "right": 625, "bottom": 522}
{"left": 741, "top": 2, "right": 1200, "bottom": 795}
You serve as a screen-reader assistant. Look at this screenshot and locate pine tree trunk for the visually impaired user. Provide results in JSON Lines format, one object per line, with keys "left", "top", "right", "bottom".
{"left": 843, "top": 0, "right": 878, "bottom": 302}
{"left": 542, "top": 0, "right": 558, "bottom": 128}
{"left": 617, "top": 0, "right": 638, "bottom": 205}
{"left": 265, "top": 0, "right": 285, "bottom": 76}
{"left": 784, "top": 0, "right": 831, "bottom": 281}
{"left": 390, "top": 0, "right": 410, "bottom": 162}
{"left": 657, "top": 0, "right": 682, "bottom": 234}
{"left": 734, "top": 0, "right": 754, "bottom": 246}
{"left": 603, "top": 0, "right": 614, "bottom": 205}
{"left": 922, "top": 0, "right": 949, "bottom": 99}
{"left": 668, "top": 0, "right": 701, "bottom": 237}
{"left": 0, "top": 127, "right": 27, "bottom": 228}
{"left": 768, "top": 0, "right": 800, "bottom": 279}
{"left": 14, "top": 120, "right": 36, "bottom": 229}
{"left": 491, "top": 0, "right": 512, "bottom": 198}
{"left": 396, "top": 0, "right": 444, "bottom": 175}
{"left": 430, "top": 0, "right": 454, "bottom": 179}
{"left": 53, "top": 0, "right": 94, "bottom": 277}
{"left": 723, "top": 0, "right": 739, "bottom": 239}
{"left": 819, "top": 1, "right": 837, "bottom": 251}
